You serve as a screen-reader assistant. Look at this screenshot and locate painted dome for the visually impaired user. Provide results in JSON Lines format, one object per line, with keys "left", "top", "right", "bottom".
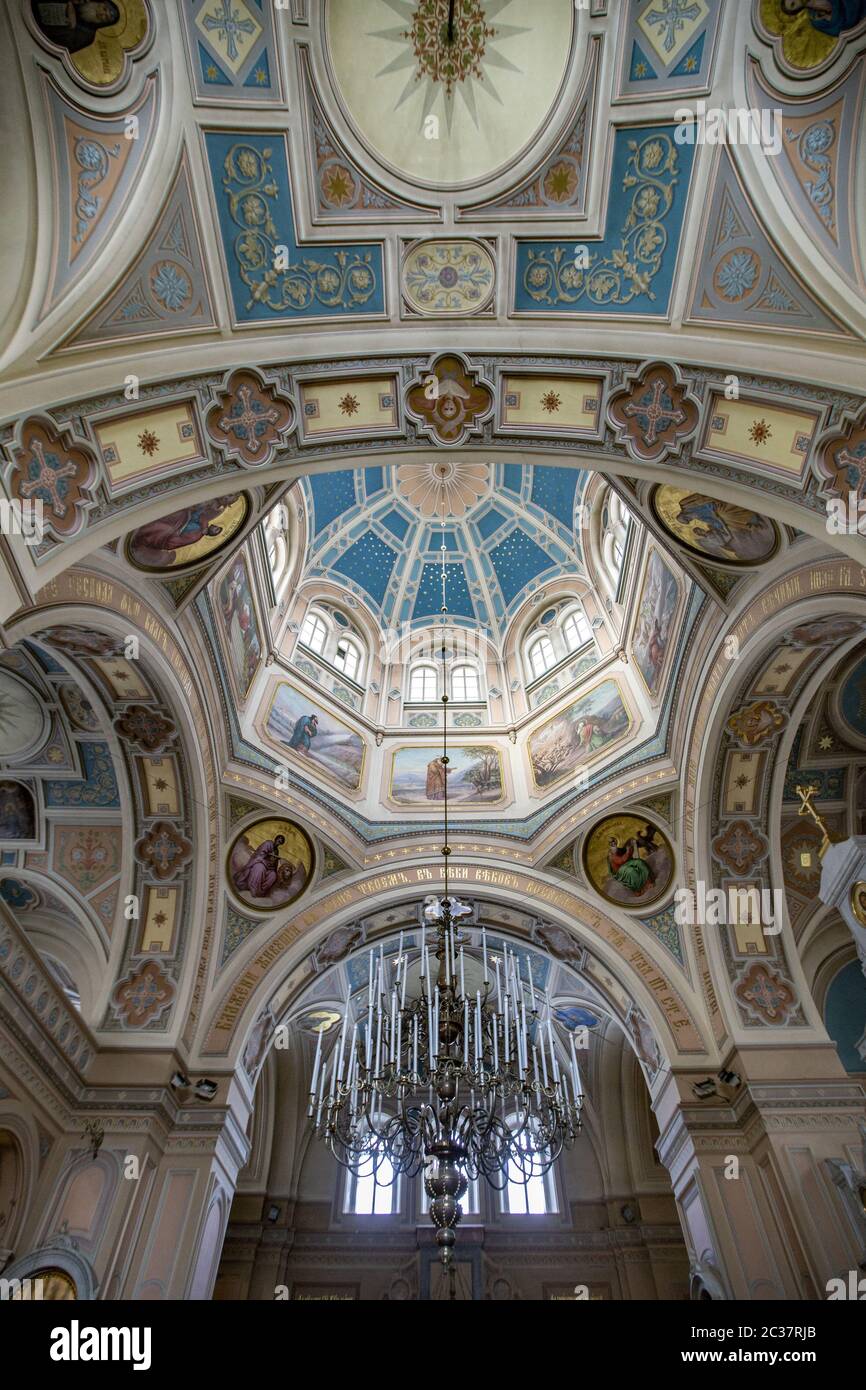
{"left": 301, "top": 461, "right": 588, "bottom": 642}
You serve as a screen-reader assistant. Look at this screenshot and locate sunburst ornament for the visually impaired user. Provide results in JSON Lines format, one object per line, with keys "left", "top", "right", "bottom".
{"left": 374, "top": 0, "right": 528, "bottom": 133}
{"left": 328, "top": 0, "right": 572, "bottom": 186}
{"left": 396, "top": 459, "right": 489, "bottom": 517}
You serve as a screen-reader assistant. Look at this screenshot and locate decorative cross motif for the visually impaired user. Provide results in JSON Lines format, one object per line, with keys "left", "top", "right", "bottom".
{"left": 10, "top": 418, "right": 96, "bottom": 541}
{"left": 202, "top": 0, "right": 256, "bottom": 63}
{"left": 835, "top": 444, "right": 866, "bottom": 498}
{"left": 217, "top": 383, "right": 280, "bottom": 457}
{"left": 608, "top": 360, "right": 699, "bottom": 462}
{"left": 622, "top": 376, "right": 686, "bottom": 446}
{"left": 206, "top": 368, "right": 294, "bottom": 468}
{"left": 644, "top": 0, "right": 702, "bottom": 53}
{"left": 816, "top": 411, "right": 866, "bottom": 507}
{"left": 17, "top": 439, "right": 77, "bottom": 518}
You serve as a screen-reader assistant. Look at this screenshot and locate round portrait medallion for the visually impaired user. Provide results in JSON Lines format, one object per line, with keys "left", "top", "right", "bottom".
{"left": 651, "top": 485, "right": 779, "bottom": 567}
{"left": 582, "top": 813, "right": 675, "bottom": 911}
{"left": 125, "top": 493, "right": 248, "bottom": 573}
{"left": 227, "top": 817, "right": 314, "bottom": 914}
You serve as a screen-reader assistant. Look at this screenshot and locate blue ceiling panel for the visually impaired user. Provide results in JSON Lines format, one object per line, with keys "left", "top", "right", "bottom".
{"left": 308, "top": 471, "right": 357, "bottom": 534}
{"left": 332, "top": 531, "right": 398, "bottom": 607}
{"left": 490, "top": 529, "right": 559, "bottom": 607}
{"left": 413, "top": 563, "right": 475, "bottom": 621}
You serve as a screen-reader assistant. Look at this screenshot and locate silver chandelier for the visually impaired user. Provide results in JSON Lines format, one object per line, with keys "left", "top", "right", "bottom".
{"left": 307, "top": 492, "right": 582, "bottom": 1290}
{"left": 307, "top": 734, "right": 583, "bottom": 1287}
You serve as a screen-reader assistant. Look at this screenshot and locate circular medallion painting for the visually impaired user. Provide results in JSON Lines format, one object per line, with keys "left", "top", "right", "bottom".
{"left": 326, "top": 0, "right": 574, "bottom": 187}
{"left": 227, "top": 818, "right": 314, "bottom": 914}
{"left": 582, "top": 814, "right": 674, "bottom": 910}
{"left": 30, "top": 0, "right": 150, "bottom": 88}
{"left": 125, "top": 494, "right": 248, "bottom": 572}
{"left": 836, "top": 654, "right": 866, "bottom": 747}
{"left": 651, "top": 486, "right": 779, "bottom": 566}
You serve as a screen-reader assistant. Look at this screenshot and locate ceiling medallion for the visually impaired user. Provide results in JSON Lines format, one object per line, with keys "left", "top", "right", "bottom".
{"left": 326, "top": 1, "right": 573, "bottom": 187}
{"left": 404, "top": 0, "right": 497, "bottom": 100}
{"left": 396, "top": 460, "right": 489, "bottom": 516}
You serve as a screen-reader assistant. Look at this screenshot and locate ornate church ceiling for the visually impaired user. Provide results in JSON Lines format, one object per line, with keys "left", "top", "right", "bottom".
{"left": 0, "top": 0, "right": 865, "bottom": 1083}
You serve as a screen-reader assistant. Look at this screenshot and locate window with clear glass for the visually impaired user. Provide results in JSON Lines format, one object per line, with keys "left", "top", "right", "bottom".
{"left": 602, "top": 491, "right": 631, "bottom": 588}
{"left": 345, "top": 1154, "right": 398, "bottom": 1215}
{"left": 562, "top": 608, "right": 592, "bottom": 652}
{"left": 300, "top": 611, "right": 327, "bottom": 654}
{"left": 528, "top": 634, "right": 556, "bottom": 679}
{"left": 409, "top": 665, "right": 438, "bottom": 701}
{"left": 500, "top": 1129, "right": 557, "bottom": 1216}
{"left": 334, "top": 638, "right": 361, "bottom": 682}
{"left": 451, "top": 665, "right": 480, "bottom": 702}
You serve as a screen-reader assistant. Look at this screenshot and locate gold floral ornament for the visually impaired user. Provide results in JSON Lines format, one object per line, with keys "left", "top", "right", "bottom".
{"left": 405, "top": 353, "right": 494, "bottom": 447}
{"left": 221, "top": 142, "right": 378, "bottom": 315}
{"left": 396, "top": 460, "right": 489, "bottom": 517}
{"left": 404, "top": 0, "right": 496, "bottom": 99}
{"left": 522, "top": 135, "right": 678, "bottom": 308}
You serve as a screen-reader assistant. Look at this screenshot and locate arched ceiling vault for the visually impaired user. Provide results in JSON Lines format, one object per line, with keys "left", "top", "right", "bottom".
{"left": 1, "top": 1, "right": 865, "bottom": 1081}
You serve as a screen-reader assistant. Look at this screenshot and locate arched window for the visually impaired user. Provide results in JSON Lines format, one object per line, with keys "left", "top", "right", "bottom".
{"left": 264, "top": 501, "right": 291, "bottom": 596}
{"left": 344, "top": 1153, "right": 399, "bottom": 1215}
{"left": 562, "top": 606, "right": 591, "bottom": 652}
{"left": 409, "top": 665, "right": 438, "bottom": 702}
{"left": 601, "top": 491, "right": 631, "bottom": 588}
{"left": 452, "top": 665, "right": 480, "bottom": 702}
{"left": 500, "top": 1123, "right": 558, "bottom": 1216}
{"left": 334, "top": 637, "right": 361, "bottom": 682}
{"left": 300, "top": 611, "right": 327, "bottom": 655}
{"left": 528, "top": 634, "right": 556, "bottom": 679}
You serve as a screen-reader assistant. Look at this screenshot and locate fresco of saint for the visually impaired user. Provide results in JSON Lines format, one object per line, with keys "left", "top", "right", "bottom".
{"left": 583, "top": 815, "right": 674, "bottom": 909}
{"left": 779, "top": 0, "right": 866, "bottom": 36}
{"left": 288, "top": 714, "right": 319, "bottom": 753}
{"left": 228, "top": 819, "right": 313, "bottom": 913}
{"left": 32, "top": 1, "right": 120, "bottom": 53}
{"left": 760, "top": 0, "right": 866, "bottom": 69}
{"left": 653, "top": 486, "right": 778, "bottom": 565}
{"left": 127, "top": 495, "right": 245, "bottom": 571}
